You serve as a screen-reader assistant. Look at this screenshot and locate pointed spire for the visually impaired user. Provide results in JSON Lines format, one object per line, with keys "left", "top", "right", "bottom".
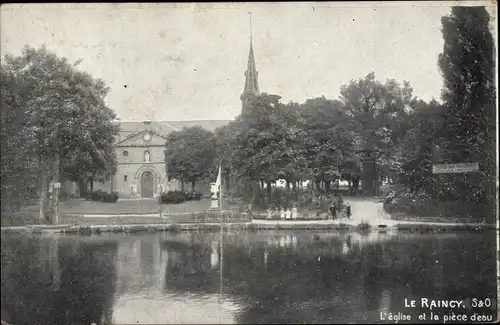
{"left": 242, "top": 12, "right": 259, "bottom": 97}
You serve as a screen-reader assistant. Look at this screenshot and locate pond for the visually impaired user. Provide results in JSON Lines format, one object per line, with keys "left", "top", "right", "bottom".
{"left": 1, "top": 230, "right": 497, "bottom": 324}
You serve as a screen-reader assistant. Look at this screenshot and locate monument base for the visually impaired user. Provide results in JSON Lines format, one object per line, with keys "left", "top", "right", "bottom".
{"left": 209, "top": 199, "right": 220, "bottom": 211}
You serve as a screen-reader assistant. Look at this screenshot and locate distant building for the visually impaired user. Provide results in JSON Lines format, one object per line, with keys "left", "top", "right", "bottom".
{"left": 64, "top": 37, "right": 260, "bottom": 198}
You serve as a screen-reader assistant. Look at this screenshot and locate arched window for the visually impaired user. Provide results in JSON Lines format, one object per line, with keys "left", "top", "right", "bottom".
{"left": 144, "top": 150, "right": 151, "bottom": 163}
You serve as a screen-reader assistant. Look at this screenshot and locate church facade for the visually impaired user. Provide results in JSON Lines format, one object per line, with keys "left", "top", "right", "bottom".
{"left": 89, "top": 120, "right": 231, "bottom": 198}
{"left": 67, "top": 36, "right": 261, "bottom": 198}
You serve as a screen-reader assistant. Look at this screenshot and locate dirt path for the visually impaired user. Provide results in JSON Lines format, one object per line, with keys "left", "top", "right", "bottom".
{"left": 346, "top": 197, "right": 391, "bottom": 223}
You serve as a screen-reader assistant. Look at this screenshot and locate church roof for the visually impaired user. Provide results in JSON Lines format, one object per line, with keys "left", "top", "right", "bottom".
{"left": 116, "top": 120, "right": 231, "bottom": 143}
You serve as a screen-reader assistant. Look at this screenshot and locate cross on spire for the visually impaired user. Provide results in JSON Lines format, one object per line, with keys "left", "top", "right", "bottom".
{"left": 249, "top": 12, "right": 253, "bottom": 45}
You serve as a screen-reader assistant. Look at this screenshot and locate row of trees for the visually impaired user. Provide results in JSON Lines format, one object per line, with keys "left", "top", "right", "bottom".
{"left": 1, "top": 46, "right": 119, "bottom": 222}
{"left": 165, "top": 78, "right": 434, "bottom": 198}
{"left": 164, "top": 7, "right": 496, "bottom": 220}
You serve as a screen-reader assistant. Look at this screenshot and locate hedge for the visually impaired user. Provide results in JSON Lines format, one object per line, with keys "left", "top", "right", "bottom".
{"left": 87, "top": 190, "right": 119, "bottom": 203}
{"left": 159, "top": 190, "right": 202, "bottom": 204}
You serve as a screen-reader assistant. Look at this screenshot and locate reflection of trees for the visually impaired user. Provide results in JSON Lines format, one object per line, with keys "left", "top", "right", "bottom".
{"left": 1, "top": 235, "right": 118, "bottom": 325}
{"left": 160, "top": 231, "right": 497, "bottom": 324}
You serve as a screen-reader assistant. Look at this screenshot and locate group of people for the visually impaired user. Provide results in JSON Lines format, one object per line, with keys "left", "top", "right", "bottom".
{"left": 327, "top": 193, "right": 351, "bottom": 220}
{"left": 262, "top": 194, "right": 352, "bottom": 221}
{"left": 265, "top": 205, "right": 300, "bottom": 220}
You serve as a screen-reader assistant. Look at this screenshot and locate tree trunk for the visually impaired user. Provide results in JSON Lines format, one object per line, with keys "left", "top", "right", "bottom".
{"left": 191, "top": 181, "right": 196, "bottom": 191}
{"left": 352, "top": 177, "right": 360, "bottom": 195}
{"left": 266, "top": 181, "right": 272, "bottom": 202}
{"left": 286, "top": 180, "right": 290, "bottom": 191}
{"left": 39, "top": 158, "right": 49, "bottom": 221}
{"left": 89, "top": 176, "right": 94, "bottom": 193}
{"left": 78, "top": 178, "right": 87, "bottom": 198}
{"left": 292, "top": 181, "right": 297, "bottom": 191}
{"left": 325, "top": 181, "right": 331, "bottom": 193}
{"left": 49, "top": 149, "right": 60, "bottom": 225}
{"left": 225, "top": 173, "right": 230, "bottom": 194}
{"left": 248, "top": 178, "right": 260, "bottom": 204}
{"left": 315, "top": 180, "right": 321, "bottom": 193}
{"left": 362, "top": 158, "right": 377, "bottom": 197}
{"left": 260, "top": 179, "right": 264, "bottom": 190}
{"left": 180, "top": 178, "right": 185, "bottom": 191}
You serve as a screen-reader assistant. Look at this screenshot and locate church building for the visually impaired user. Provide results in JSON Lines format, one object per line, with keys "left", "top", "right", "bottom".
{"left": 67, "top": 35, "right": 261, "bottom": 198}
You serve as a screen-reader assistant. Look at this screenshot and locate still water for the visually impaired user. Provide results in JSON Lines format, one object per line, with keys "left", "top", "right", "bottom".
{"left": 1, "top": 230, "right": 497, "bottom": 324}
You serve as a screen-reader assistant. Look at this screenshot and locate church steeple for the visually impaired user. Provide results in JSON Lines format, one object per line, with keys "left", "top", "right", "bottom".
{"left": 241, "top": 13, "right": 259, "bottom": 114}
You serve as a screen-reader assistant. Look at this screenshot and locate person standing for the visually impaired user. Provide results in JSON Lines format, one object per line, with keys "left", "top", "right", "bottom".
{"left": 329, "top": 201, "right": 337, "bottom": 220}
{"left": 291, "top": 204, "right": 298, "bottom": 220}
{"left": 267, "top": 207, "right": 273, "bottom": 220}
{"left": 246, "top": 204, "right": 253, "bottom": 220}
{"left": 280, "top": 207, "right": 286, "bottom": 220}
{"left": 285, "top": 208, "right": 291, "bottom": 220}
{"left": 345, "top": 201, "right": 351, "bottom": 220}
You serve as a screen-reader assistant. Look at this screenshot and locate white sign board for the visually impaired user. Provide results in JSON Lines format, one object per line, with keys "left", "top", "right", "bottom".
{"left": 432, "top": 163, "right": 479, "bottom": 174}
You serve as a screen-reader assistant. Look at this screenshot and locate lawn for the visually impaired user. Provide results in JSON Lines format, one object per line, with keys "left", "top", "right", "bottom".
{"left": 1, "top": 198, "right": 243, "bottom": 226}
{"left": 16, "top": 198, "right": 240, "bottom": 215}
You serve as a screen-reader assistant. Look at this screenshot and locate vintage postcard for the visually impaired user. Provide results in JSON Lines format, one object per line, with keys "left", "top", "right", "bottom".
{"left": 0, "top": 2, "right": 498, "bottom": 324}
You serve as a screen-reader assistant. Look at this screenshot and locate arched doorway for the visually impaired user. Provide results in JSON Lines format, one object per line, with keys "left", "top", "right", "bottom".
{"left": 141, "top": 171, "right": 155, "bottom": 198}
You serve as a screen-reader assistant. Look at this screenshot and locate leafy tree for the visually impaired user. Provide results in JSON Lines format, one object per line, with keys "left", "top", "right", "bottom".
{"left": 164, "top": 126, "right": 217, "bottom": 191}
{"left": 437, "top": 6, "right": 496, "bottom": 217}
{"left": 1, "top": 46, "right": 119, "bottom": 223}
{"left": 298, "top": 97, "right": 357, "bottom": 192}
{"left": 213, "top": 120, "right": 244, "bottom": 194}
{"left": 223, "top": 94, "right": 303, "bottom": 203}
{"left": 397, "top": 99, "right": 442, "bottom": 194}
{"left": 340, "top": 72, "right": 414, "bottom": 196}
{"left": 0, "top": 67, "right": 39, "bottom": 212}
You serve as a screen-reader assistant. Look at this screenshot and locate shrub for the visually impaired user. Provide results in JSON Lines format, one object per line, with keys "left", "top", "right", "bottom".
{"left": 59, "top": 192, "right": 79, "bottom": 201}
{"left": 185, "top": 191, "right": 202, "bottom": 201}
{"left": 159, "top": 190, "right": 203, "bottom": 204}
{"left": 105, "top": 192, "right": 119, "bottom": 203}
{"left": 88, "top": 190, "right": 119, "bottom": 203}
{"left": 159, "top": 191, "right": 186, "bottom": 204}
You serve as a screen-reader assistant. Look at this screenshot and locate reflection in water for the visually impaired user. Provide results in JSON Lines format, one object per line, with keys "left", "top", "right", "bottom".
{"left": 1, "top": 231, "right": 496, "bottom": 324}
{"left": 211, "top": 241, "right": 220, "bottom": 269}
{"left": 1, "top": 234, "right": 117, "bottom": 325}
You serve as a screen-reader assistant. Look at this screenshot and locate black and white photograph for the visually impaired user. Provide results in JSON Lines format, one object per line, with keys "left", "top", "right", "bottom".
{"left": 0, "top": 2, "right": 498, "bottom": 324}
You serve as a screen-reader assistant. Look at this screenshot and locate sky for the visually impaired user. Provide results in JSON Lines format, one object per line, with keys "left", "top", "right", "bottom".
{"left": 1, "top": 2, "right": 497, "bottom": 121}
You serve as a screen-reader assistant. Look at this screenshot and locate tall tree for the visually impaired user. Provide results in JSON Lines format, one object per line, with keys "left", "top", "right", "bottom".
{"left": 298, "top": 97, "right": 357, "bottom": 192}
{"left": 0, "top": 67, "right": 39, "bottom": 212}
{"left": 214, "top": 119, "right": 245, "bottom": 194}
{"left": 398, "top": 99, "right": 442, "bottom": 194}
{"left": 225, "top": 94, "right": 301, "bottom": 203}
{"left": 340, "top": 72, "right": 414, "bottom": 196}
{"left": 164, "top": 126, "right": 216, "bottom": 191}
{"left": 437, "top": 6, "right": 496, "bottom": 220}
{"left": 1, "top": 46, "right": 119, "bottom": 223}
